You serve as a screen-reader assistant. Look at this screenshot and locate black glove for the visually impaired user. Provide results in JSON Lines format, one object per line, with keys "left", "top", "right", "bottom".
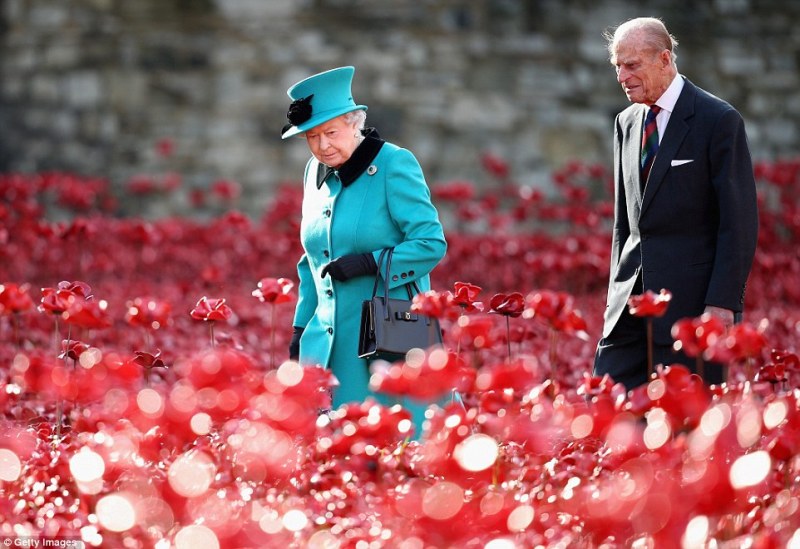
{"left": 289, "top": 326, "right": 304, "bottom": 360}
{"left": 320, "top": 253, "right": 378, "bottom": 281}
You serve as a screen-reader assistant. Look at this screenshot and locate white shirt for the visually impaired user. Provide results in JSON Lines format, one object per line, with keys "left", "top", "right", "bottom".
{"left": 651, "top": 73, "right": 684, "bottom": 144}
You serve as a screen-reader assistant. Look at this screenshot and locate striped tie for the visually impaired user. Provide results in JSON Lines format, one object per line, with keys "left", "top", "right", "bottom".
{"left": 640, "top": 105, "right": 662, "bottom": 186}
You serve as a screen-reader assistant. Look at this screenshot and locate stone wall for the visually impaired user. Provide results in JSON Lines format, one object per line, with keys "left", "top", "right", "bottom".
{"left": 1, "top": 0, "right": 798, "bottom": 216}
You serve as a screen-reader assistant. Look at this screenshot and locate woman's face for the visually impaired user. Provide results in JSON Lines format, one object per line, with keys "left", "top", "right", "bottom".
{"left": 304, "top": 115, "right": 360, "bottom": 169}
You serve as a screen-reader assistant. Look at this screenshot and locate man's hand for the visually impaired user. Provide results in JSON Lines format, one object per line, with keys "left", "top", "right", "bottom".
{"left": 704, "top": 305, "right": 735, "bottom": 329}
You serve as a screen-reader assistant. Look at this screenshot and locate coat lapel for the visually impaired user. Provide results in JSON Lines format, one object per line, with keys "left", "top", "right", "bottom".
{"left": 641, "top": 78, "right": 696, "bottom": 216}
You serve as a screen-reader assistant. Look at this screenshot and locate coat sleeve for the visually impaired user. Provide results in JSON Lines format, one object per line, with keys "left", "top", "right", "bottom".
{"left": 704, "top": 108, "right": 759, "bottom": 311}
{"left": 374, "top": 147, "right": 447, "bottom": 290}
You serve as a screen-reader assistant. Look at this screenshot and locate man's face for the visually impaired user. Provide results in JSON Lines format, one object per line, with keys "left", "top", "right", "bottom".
{"left": 304, "top": 115, "right": 360, "bottom": 169}
{"left": 611, "top": 31, "right": 672, "bottom": 105}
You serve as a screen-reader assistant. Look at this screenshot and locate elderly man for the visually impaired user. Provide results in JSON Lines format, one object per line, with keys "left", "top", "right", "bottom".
{"left": 593, "top": 17, "right": 758, "bottom": 389}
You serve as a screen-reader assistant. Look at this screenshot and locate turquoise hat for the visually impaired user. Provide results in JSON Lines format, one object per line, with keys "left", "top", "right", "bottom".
{"left": 281, "top": 66, "right": 368, "bottom": 139}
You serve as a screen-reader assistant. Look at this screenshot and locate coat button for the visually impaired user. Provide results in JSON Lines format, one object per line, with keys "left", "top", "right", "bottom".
{"left": 392, "top": 275, "right": 399, "bottom": 281}
{"left": 327, "top": 327, "right": 333, "bottom": 334}
{"left": 408, "top": 270, "right": 415, "bottom": 276}
{"left": 323, "top": 209, "right": 331, "bottom": 217}
{"left": 401, "top": 273, "right": 407, "bottom": 279}
{"left": 326, "top": 289, "right": 333, "bottom": 297}
{"left": 323, "top": 250, "right": 330, "bottom": 258}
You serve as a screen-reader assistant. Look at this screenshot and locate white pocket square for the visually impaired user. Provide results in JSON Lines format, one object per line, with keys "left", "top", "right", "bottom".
{"left": 671, "top": 159, "right": 694, "bottom": 166}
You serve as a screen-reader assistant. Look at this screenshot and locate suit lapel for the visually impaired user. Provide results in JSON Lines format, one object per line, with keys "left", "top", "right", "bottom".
{"left": 624, "top": 108, "right": 645, "bottom": 205}
{"left": 641, "top": 78, "right": 697, "bottom": 216}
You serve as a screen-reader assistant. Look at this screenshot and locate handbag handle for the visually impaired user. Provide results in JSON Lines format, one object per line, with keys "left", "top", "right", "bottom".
{"left": 371, "top": 247, "right": 426, "bottom": 323}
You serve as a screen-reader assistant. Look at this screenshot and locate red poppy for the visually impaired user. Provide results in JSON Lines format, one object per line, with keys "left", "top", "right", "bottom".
{"left": 58, "top": 280, "right": 92, "bottom": 299}
{"left": 40, "top": 287, "right": 79, "bottom": 315}
{"left": 125, "top": 296, "right": 172, "bottom": 330}
{"left": 706, "top": 321, "right": 768, "bottom": 363}
{"left": 452, "top": 282, "right": 483, "bottom": 313}
{"left": 155, "top": 137, "right": 175, "bottom": 158}
{"left": 133, "top": 349, "right": 168, "bottom": 372}
{"left": 252, "top": 277, "right": 295, "bottom": 304}
{"left": 59, "top": 339, "right": 90, "bottom": 362}
{"left": 411, "top": 290, "right": 458, "bottom": 320}
{"left": 755, "top": 363, "right": 787, "bottom": 384}
{"left": 576, "top": 372, "right": 626, "bottom": 401}
{"left": 627, "top": 288, "right": 672, "bottom": 318}
{"left": 523, "top": 290, "right": 588, "bottom": 335}
{"left": 210, "top": 179, "right": 241, "bottom": 201}
{"left": 431, "top": 180, "right": 476, "bottom": 201}
{"left": 452, "top": 314, "right": 496, "bottom": 350}
{"left": 488, "top": 292, "right": 525, "bottom": 318}
{"left": 126, "top": 174, "right": 158, "bottom": 195}
{"left": 671, "top": 314, "right": 726, "bottom": 357}
{"left": 61, "top": 298, "right": 112, "bottom": 330}
{"left": 765, "top": 349, "right": 800, "bottom": 376}
{"left": 190, "top": 297, "right": 233, "bottom": 322}
{"left": 481, "top": 152, "right": 510, "bottom": 180}
{"left": 370, "top": 347, "right": 475, "bottom": 400}
{"left": 474, "top": 357, "right": 541, "bottom": 394}
{"left": 160, "top": 172, "right": 182, "bottom": 191}
{"left": 0, "top": 282, "right": 34, "bottom": 314}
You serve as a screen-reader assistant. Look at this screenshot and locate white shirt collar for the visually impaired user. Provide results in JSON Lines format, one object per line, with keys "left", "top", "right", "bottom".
{"left": 654, "top": 73, "right": 684, "bottom": 113}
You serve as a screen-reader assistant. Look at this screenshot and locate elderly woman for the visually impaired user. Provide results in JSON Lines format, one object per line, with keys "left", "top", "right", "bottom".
{"left": 282, "top": 66, "right": 448, "bottom": 435}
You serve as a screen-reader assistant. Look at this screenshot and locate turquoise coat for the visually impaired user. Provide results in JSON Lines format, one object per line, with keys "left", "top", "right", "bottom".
{"left": 293, "top": 129, "right": 447, "bottom": 434}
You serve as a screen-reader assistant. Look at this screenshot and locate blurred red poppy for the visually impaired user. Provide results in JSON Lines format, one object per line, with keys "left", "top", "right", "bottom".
{"left": 40, "top": 281, "right": 92, "bottom": 314}
{"left": 59, "top": 339, "right": 89, "bottom": 362}
{"left": 411, "top": 290, "right": 458, "bottom": 320}
{"left": 627, "top": 288, "right": 672, "bottom": 318}
{"left": 488, "top": 292, "right": 525, "bottom": 318}
{"left": 133, "top": 349, "right": 168, "bottom": 372}
{"left": 523, "top": 290, "right": 588, "bottom": 335}
{"left": 190, "top": 297, "right": 233, "bottom": 322}
{"left": 322, "top": 400, "right": 415, "bottom": 456}
{"left": 252, "top": 277, "right": 295, "bottom": 304}
{"left": 481, "top": 152, "right": 510, "bottom": 180}
{"left": 61, "top": 297, "right": 112, "bottom": 330}
{"left": 59, "top": 280, "right": 92, "bottom": 299}
{"left": 431, "top": 180, "right": 476, "bottom": 201}
{"left": 0, "top": 282, "right": 34, "bottom": 314}
{"left": 155, "top": 137, "right": 175, "bottom": 158}
{"left": 706, "top": 321, "right": 768, "bottom": 363}
{"left": 576, "top": 372, "right": 626, "bottom": 400}
{"left": 40, "top": 288, "right": 79, "bottom": 316}
{"left": 370, "top": 347, "right": 475, "bottom": 400}
{"left": 125, "top": 296, "right": 172, "bottom": 330}
{"left": 211, "top": 179, "right": 241, "bottom": 201}
{"left": 671, "top": 314, "right": 726, "bottom": 357}
{"left": 452, "top": 282, "right": 483, "bottom": 313}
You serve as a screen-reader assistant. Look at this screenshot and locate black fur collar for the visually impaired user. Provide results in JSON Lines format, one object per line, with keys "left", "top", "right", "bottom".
{"left": 317, "top": 128, "right": 385, "bottom": 189}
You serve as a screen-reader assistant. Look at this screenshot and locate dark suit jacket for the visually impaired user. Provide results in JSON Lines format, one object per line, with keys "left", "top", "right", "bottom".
{"left": 602, "top": 77, "right": 758, "bottom": 345}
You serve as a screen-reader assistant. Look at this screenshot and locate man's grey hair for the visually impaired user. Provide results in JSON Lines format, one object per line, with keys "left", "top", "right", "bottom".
{"left": 604, "top": 17, "right": 679, "bottom": 65}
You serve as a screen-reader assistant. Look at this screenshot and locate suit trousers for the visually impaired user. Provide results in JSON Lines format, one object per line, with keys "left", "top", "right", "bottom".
{"left": 594, "top": 280, "right": 724, "bottom": 390}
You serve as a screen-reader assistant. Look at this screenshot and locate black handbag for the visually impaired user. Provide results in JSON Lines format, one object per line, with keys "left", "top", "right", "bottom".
{"left": 358, "top": 247, "right": 443, "bottom": 361}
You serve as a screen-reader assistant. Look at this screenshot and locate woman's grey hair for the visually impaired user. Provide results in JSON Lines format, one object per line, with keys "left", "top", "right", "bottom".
{"left": 604, "top": 17, "right": 679, "bottom": 64}
{"left": 343, "top": 109, "right": 367, "bottom": 130}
